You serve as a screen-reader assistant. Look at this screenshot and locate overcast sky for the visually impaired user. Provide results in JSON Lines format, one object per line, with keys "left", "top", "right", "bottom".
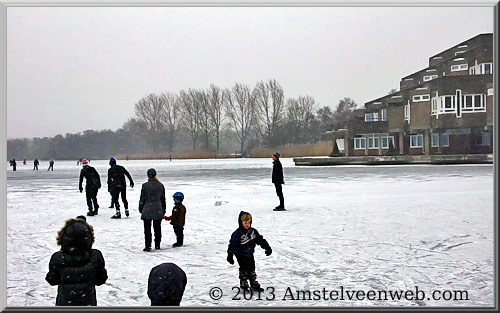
{"left": 6, "top": 6, "right": 494, "bottom": 139}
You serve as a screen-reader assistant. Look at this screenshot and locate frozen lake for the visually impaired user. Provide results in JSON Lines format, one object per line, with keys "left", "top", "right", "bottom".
{"left": 6, "top": 158, "right": 494, "bottom": 307}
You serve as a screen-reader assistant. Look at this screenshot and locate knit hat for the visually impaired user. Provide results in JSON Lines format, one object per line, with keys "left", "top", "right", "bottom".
{"left": 273, "top": 152, "right": 280, "bottom": 158}
{"left": 109, "top": 157, "right": 116, "bottom": 165}
{"left": 148, "top": 263, "right": 187, "bottom": 306}
{"left": 82, "top": 159, "right": 88, "bottom": 165}
{"left": 147, "top": 168, "right": 157, "bottom": 178}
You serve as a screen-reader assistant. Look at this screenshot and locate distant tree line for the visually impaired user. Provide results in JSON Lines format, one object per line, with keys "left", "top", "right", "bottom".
{"left": 7, "top": 79, "right": 358, "bottom": 160}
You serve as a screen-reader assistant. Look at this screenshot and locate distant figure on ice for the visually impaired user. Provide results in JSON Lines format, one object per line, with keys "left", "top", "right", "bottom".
{"left": 108, "top": 157, "right": 134, "bottom": 219}
{"left": 23, "top": 158, "right": 26, "bottom": 165}
{"left": 33, "top": 158, "right": 39, "bottom": 170}
{"left": 139, "top": 168, "right": 166, "bottom": 251}
{"left": 45, "top": 218, "right": 108, "bottom": 306}
{"left": 227, "top": 211, "right": 272, "bottom": 290}
{"left": 48, "top": 159, "right": 55, "bottom": 171}
{"left": 11, "top": 159, "right": 17, "bottom": 171}
{"left": 272, "top": 152, "right": 285, "bottom": 211}
{"left": 77, "top": 158, "right": 82, "bottom": 166}
{"left": 164, "top": 192, "right": 186, "bottom": 247}
{"left": 79, "top": 159, "right": 102, "bottom": 216}
{"left": 147, "top": 263, "right": 187, "bottom": 306}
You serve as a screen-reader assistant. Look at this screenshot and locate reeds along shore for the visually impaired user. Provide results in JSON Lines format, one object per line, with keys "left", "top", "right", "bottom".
{"left": 114, "top": 141, "right": 333, "bottom": 160}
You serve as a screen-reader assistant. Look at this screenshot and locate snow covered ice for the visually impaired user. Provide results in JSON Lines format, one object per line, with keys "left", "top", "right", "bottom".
{"left": 6, "top": 159, "right": 494, "bottom": 306}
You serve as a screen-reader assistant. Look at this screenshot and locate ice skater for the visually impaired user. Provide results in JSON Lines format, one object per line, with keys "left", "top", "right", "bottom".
{"left": 33, "top": 158, "right": 39, "bottom": 170}
{"left": 11, "top": 159, "right": 16, "bottom": 171}
{"left": 227, "top": 211, "right": 272, "bottom": 290}
{"left": 271, "top": 152, "right": 285, "bottom": 211}
{"left": 45, "top": 218, "right": 108, "bottom": 306}
{"left": 108, "top": 157, "right": 134, "bottom": 218}
{"left": 139, "top": 168, "right": 166, "bottom": 251}
{"left": 48, "top": 159, "right": 54, "bottom": 171}
{"left": 164, "top": 192, "right": 186, "bottom": 247}
{"left": 79, "top": 159, "right": 101, "bottom": 216}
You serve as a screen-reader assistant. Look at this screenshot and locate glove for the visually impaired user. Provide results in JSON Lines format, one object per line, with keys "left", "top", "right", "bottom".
{"left": 227, "top": 253, "right": 234, "bottom": 265}
{"left": 130, "top": 182, "right": 134, "bottom": 188}
{"left": 265, "top": 247, "right": 272, "bottom": 256}
{"left": 164, "top": 216, "right": 172, "bottom": 221}
{"left": 79, "top": 187, "right": 83, "bottom": 193}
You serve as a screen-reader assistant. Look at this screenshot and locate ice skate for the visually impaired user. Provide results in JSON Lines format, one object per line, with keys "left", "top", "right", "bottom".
{"left": 125, "top": 209, "right": 129, "bottom": 217}
{"left": 111, "top": 212, "right": 121, "bottom": 219}
{"left": 155, "top": 244, "right": 161, "bottom": 250}
{"left": 273, "top": 206, "right": 286, "bottom": 211}
{"left": 86, "top": 210, "right": 94, "bottom": 216}
{"left": 250, "top": 279, "right": 264, "bottom": 292}
{"left": 240, "top": 279, "right": 249, "bottom": 290}
{"left": 143, "top": 247, "right": 152, "bottom": 252}
{"left": 172, "top": 243, "right": 183, "bottom": 248}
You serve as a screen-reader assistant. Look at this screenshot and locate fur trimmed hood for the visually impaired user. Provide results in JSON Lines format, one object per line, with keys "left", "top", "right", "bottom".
{"left": 56, "top": 218, "right": 95, "bottom": 254}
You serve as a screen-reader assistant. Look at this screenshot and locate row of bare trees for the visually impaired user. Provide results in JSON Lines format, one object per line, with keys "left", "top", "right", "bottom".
{"left": 132, "top": 79, "right": 355, "bottom": 156}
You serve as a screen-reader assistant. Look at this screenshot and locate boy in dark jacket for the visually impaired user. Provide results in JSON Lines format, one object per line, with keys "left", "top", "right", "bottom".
{"left": 79, "top": 159, "right": 101, "bottom": 216}
{"left": 164, "top": 192, "right": 186, "bottom": 247}
{"left": 227, "top": 211, "right": 272, "bottom": 290}
{"left": 147, "top": 262, "right": 187, "bottom": 306}
{"left": 45, "top": 218, "right": 108, "bottom": 306}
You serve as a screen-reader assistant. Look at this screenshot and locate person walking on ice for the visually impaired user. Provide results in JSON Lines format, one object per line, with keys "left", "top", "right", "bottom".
{"left": 227, "top": 211, "right": 272, "bottom": 291}
{"left": 164, "top": 192, "right": 186, "bottom": 247}
{"left": 48, "top": 159, "right": 55, "bottom": 171}
{"left": 108, "top": 157, "right": 134, "bottom": 219}
{"left": 271, "top": 152, "right": 285, "bottom": 211}
{"left": 79, "top": 159, "right": 101, "bottom": 216}
{"left": 33, "top": 158, "right": 39, "bottom": 170}
{"left": 139, "top": 168, "right": 166, "bottom": 251}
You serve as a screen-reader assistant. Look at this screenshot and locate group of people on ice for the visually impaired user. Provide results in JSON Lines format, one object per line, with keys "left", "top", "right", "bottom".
{"left": 45, "top": 152, "right": 286, "bottom": 306}
{"left": 9, "top": 158, "right": 53, "bottom": 171}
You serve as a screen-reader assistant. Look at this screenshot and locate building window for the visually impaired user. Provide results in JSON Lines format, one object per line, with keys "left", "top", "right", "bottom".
{"left": 354, "top": 136, "right": 366, "bottom": 149}
{"left": 455, "top": 51, "right": 465, "bottom": 56}
{"left": 431, "top": 97, "right": 438, "bottom": 115}
{"left": 431, "top": 133, "right": 439, "bottom": 147}
{"left": 441, "top": 95, "right": 455, "bottom": 112}
{"left": 451, "top": 64, "right": 468, "bottom": 72}
{"left": 410, "top": 135, "right": 423, "bottom": 148}
{"left": 413, "top": 94, "right": 430, "bottom": 102}
{"left": 365, "top": 112, "right": 378, "bottom": 122}
{"left": 461, "top": 94, "right": 486, "bottom": 112}
{"left": 442, "top": 133, "right": 449, "bottom": 147}
{"left": 469, "top": 66, "right": 476, "bottom": 75}
{"left": 479, "top": 63, "right": 493, "bottom": 74}
{"left": 423, "top": 75, "right": 438, "bottom": 81}
{"left": 380, "top": 109, "right": 387, "bottom": 121}
{"left": 367, "top": 134, "right": 380, "bottom": 149}
{"left": 382, "top": 135, "right": 395, "bottom": 149}
{"left": 481, "top": 132, "right": 491, "bottom": 145}
{"left": 404, "top": 104, "right": 410, "bottom": 120}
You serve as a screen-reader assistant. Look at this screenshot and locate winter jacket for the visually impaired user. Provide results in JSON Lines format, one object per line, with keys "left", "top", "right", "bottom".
{"left": 34, "top": 159, "right": 39, "bottom": 166}
{"left": 170, "top": 203, "right": 186, "bottom": 227}
{"left": 107, "top": 164, "right": 133, "bottom": 192}
{"left": 272, "top": 159, "right": 284, "bottom": 184}
{"left": 227, "top": 211, "right": 270, "bottom": 257}
{"left": 139, "top": 178, "right": 166, "bottom": 220}
{"left": 45, "top": 218, "right": 108, "bottom": 306}
{"left": 79, "top": 165, "right": 101, "bottom": 191}
{"left": 148, "top": 263, "right": 187, "bottom": 306}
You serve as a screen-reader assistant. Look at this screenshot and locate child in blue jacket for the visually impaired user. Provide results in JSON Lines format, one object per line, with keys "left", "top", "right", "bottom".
{"left": 227, "top": 211, "right": 272, "bottom": 289}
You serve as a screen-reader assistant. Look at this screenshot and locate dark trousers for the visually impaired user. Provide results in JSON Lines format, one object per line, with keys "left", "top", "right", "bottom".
{"left": 33, "top": 164, "right": 38, "bottom": 170}
{"left": 48, "top": 164, "right": 53, "bottom": 171}
{"left": 235, "top": 254, "right": 257, "bottom": 281}
{"left": 86, "top": 188, "right": 99, "bottom": 212}
{"left": 143, "top": 219, "right": 162, "bottom": 248}
{"left": 274, "top": 183, "right": 284, "bottom": 208}
{"left": 173, "top": 226, "right": 184, "bottom": 245}
{"left": 111, "top": 186, "right": 128, "bottom": 213}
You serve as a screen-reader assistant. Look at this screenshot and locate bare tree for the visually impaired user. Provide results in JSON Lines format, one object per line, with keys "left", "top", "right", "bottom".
{"left": 285, "top": 95, "right": 316, "bottom": 144}
{"left": 134, "top": 93, "right": 165, "bottom": 153}
{"left": 159, "top": 92, "right": 180, "bottom": 153}
{"left": 332, "top": 97, "right": 358, "bottom": 129}
{"left": 225, "top": 83, "right": 256, "bottom": 155}
{"left": 207, "top": 84, "right": 226, "bottom": 158}
{"left": 196, "top": 89, "right": 213, "bottom": 151}
{"left": 178, "top": 89, "right": 201, "bottom": 150}
{"left": 253, "top": 79, "right": 285, "bottom": 146}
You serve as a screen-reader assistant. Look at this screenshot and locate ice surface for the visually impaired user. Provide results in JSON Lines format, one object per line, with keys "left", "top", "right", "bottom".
{"left": 6, "top": 159, "right": 494, "bottom": 306}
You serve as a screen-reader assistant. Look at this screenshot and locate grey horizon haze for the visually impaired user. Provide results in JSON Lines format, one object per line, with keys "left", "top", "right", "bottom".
{"left": 6, "top": 6, "right": 494, "bottom": 140}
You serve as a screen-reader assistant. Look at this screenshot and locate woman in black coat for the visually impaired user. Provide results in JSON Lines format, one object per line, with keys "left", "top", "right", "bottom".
{"left": 45, "top": 217, "right": 108, "bottom": 306}
{"left": 139, "top": 168, "right": 166, "bottom": 251}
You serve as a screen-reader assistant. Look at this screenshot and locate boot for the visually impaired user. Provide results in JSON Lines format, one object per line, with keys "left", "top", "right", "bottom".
{"left": 250, "top": 279, "right": 261, "bottom": 289}
{"left": 111, "top": 212, "right": 121, "bottom": 219}
{"left": 94, "top": 207, "right": 99, "bottom": 216}
{"left": 125, "top": 209, "right": 129, "bottom": 217}
{"left": 86, "top": 209, "right": 94, "bottom": 216}
{"left": 143, "top": 246, "right": 152, "bottom": 252}
{"left": 240, "top": 279, "right": 249, "bottom": 289}
{"left": 155, "top": 244, "right": 161, "bottom": 250}
{"left": 172, "top": 243, "right": 182, "bottom": 247}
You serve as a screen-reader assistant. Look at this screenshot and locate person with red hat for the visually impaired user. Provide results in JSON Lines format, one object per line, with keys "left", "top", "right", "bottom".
{"left": 79, "top": 159, "right": 102, "bottom": 216}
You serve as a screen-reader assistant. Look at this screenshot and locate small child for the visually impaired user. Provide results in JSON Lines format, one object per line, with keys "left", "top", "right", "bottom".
{"left": 45, "top": 218, "right": 108, "bottom": 306}
{"left": 227, "top": 211, "right": 272, "bottom": 290}
{"left": 164, "top": 192, "right": 186, "bottom": 247}
{"left": 147, "top": 262, "right": 187, "bottom": 306}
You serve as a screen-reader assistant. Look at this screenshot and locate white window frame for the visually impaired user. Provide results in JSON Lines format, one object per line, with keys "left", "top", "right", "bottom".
{"left": 381, "top": 135, "right": 395, "bottom": 149}
{"left": 423, "top": 75, "right": 438, "bottom": 81}
{"left": 426, "top": 69, "right": 436, "bottom": 72}
{"left": 431, "top": 133, "right": 439, "bottom": 147}
{"left": 461, "top": 94, "right": 486, "bottom": 112}
{"left": 380, "top": 109, "right": 387, "bottom": 121}
{"left": 367, "top": 134, "right": 380, "bottom": 149}
{"left": 354, "top": 137, "right": 366, "bottom": 150}
{"left": 469, "top": 66, "right": 476, "bottom": 75}
{"left": 455, "top": 51, "right": 465, "bottom": 56}
{"left": 457, "top": 45, "right": 468, "bottom": 48}
{"left": 441, "top": 95, "right": 456, "bottom": 113}
{"left": 404, "top": 103, "right": 410, "bottom": 121}
{"left": 410, "top": 134, "right": 423, "bottom": 148}
{"left": 451, "top": 64, "right": 468, "bottom": 72}
{"left": 365, "top": 112, "right": 379, "bottom": 122}
{"left": 479, "top": 63, "right": 493, "bottom": 74}
{"left": 431, "top": 97, "right": 438, "bottom": 115}
{"left": 412, "top": 94, "right": 430, "bottom": 102}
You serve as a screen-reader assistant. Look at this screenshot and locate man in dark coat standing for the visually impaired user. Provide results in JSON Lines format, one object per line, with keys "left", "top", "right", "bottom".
{"left": 139, "top": 168, "right": 166, "bottom": 251}
{"left": 33, "top": 158, "right": 39, "bottom": 170}
{"left": 272, "top": 152, "right": 285, "bottom": 211}
{"left": 79, "top": 159, "right": 101, "bottom": 216}
{"left": 12, "top": 159, "right": 17, "bottom": 171}
{"left": 108, "top": 157, "right": 134, "bottom": 219}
